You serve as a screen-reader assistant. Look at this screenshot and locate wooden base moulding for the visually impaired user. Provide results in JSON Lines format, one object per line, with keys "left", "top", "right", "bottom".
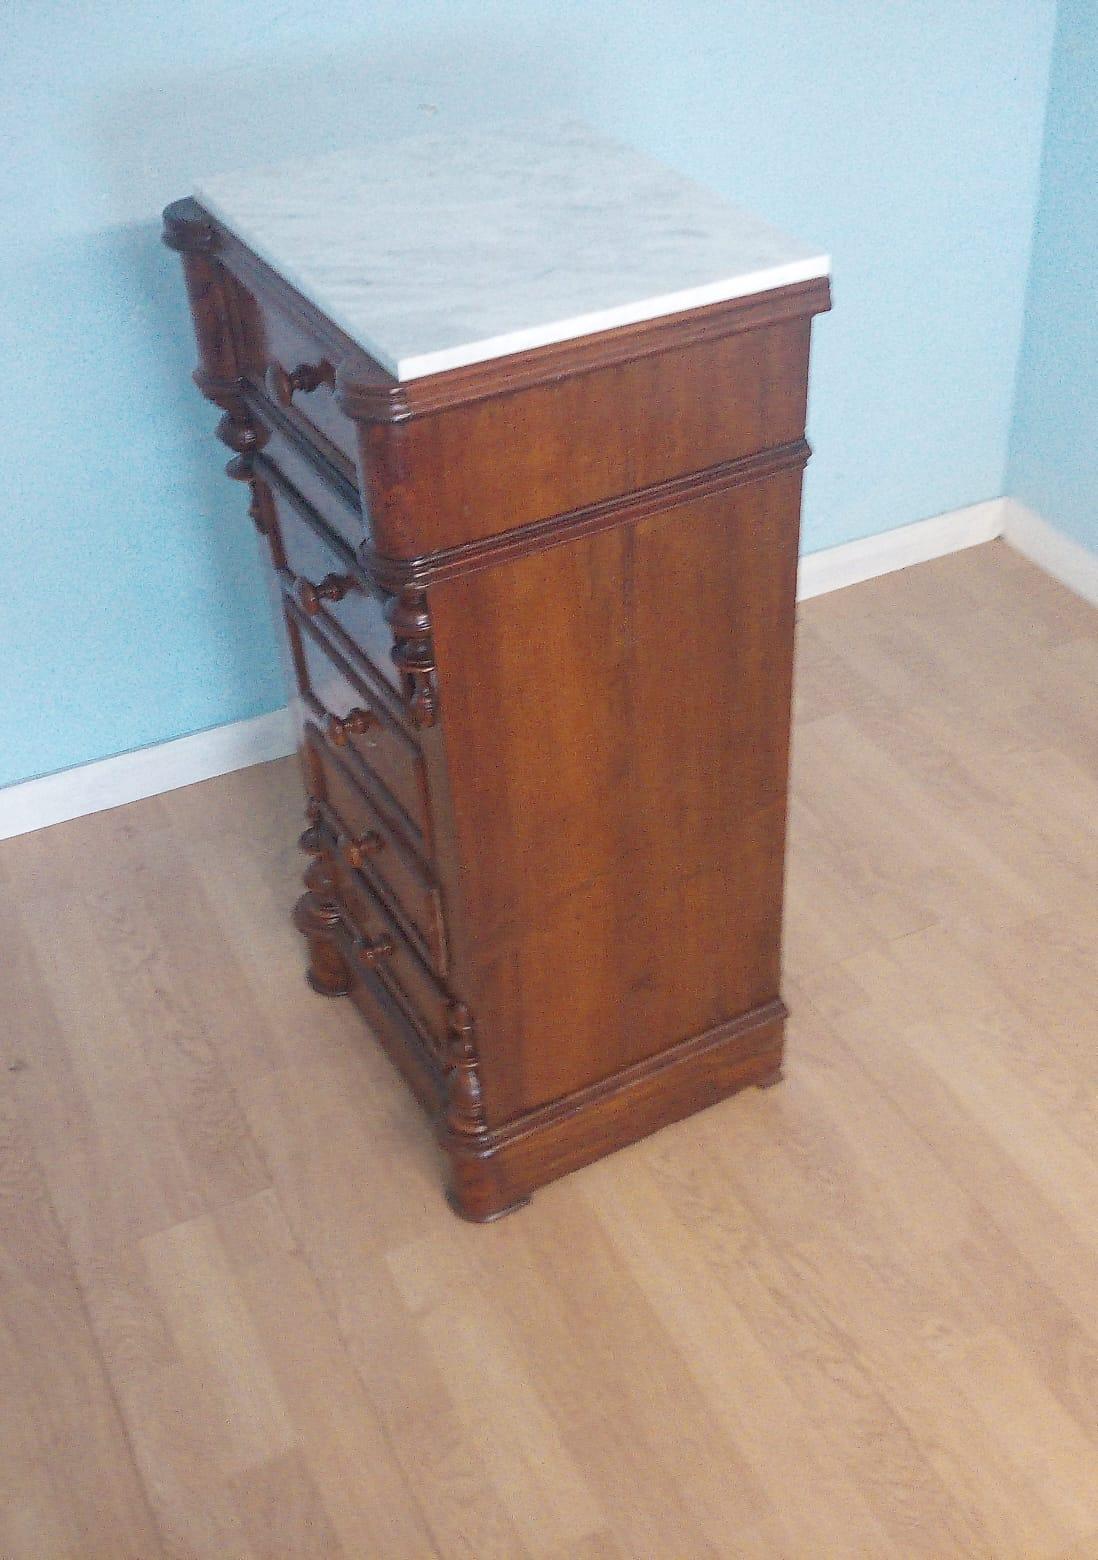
{"left": 297, "top": 878, "right": 785, "bottom": 1220}
{"left": 440, "top": 1008, "right": 787, "bottom": 1224}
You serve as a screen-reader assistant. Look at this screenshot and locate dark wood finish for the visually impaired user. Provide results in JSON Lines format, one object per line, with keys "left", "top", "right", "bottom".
{"left": 430, "top": 470, "right": 804, "bottom": 1125}
{"left": 264, "top": 356, "right": 335, "bottom": 409}
{"left": 356, "top": 314, "right": 817, "bottom": 558}
{"left": 233, "top": 259, "right": 359, "bottom": 472}
{"left": 164, "top": 194, "right": 830, "bottom": 1219}
{"left": 252, "top": 417, "right": 365, "bottom": 553}
{"left": 296, "top": 572, "right": 354, "bottom": 614}
{"left": 255, "top": 455, "right": 400, "bottom": 695}
{"left": 301, "top": 727, "right": 448, "bottom": 972}
{"left": 283, "top": 602, "right": 431, "bottom": 842}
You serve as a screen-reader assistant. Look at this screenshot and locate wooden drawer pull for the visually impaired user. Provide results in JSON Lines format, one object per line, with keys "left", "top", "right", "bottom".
{"left": 345, "top": 831, "right": 385, "bottom": 868}
{"left": 298, "top": 797, "right": 323, "bottom": 854}
{"left": 353, "top": 932, "right": 395, "bottom": 968}
{"left": 265, "top": 358, "right": 335, "bottom": 407}
{"left": 325, "top": 708, "right": 378, "bottom": 746}
{"left": 297, "top": 573, "right": 355, "bottom": 615}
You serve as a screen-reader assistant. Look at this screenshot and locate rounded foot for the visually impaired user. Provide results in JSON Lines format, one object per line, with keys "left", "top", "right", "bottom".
{"left": 294, "top": 890, "right": 353, "bottom": 998}
{"left": 306, "top": 968, "right": 352, "bottom": 998}
{"left": 446, "top": 1185, "right": 532, "bottom": 1223}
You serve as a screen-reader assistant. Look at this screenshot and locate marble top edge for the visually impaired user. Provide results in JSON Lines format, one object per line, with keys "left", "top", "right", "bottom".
{"left": 195, "top": 121, "right": 830, "bottom": 383}
{"left": 386, "top": 256, "right": 831, "bottom": 381}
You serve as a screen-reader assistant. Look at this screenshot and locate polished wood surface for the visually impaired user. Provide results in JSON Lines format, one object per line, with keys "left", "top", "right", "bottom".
{"left": 3, "top": 545, "right": 1096, "bottom": 1556}
{"left": 430, "top": 472, "right": 803, "bottom": 1121}
{"left": 164, "top": 195, "right": 829, "bottom": 1216}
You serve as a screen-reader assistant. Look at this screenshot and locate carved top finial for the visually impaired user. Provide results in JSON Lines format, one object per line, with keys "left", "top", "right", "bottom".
{"left": 162, "top": 198, "right": 218, "bottom": 255}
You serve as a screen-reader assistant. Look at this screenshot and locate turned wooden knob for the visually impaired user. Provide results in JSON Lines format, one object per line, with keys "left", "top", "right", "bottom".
{"left": 265, "top": 358, "right": 335, "bottom": 407}
{"left": 325, "top": 708, "right": 378, "bottom": 746}
{"left": 297, "top": 573, "right": 354, "bottom": 615}
{"left": 354, "top": 933, "right": 394, "bottom": 968}
{"left": 298, "top": 797, "right": 324, "bottom": 854}
{"left": 345, "top": 831, "right": 384, "bottom": 868}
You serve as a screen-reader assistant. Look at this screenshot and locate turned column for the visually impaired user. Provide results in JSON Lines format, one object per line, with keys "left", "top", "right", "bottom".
{"left": 292, "top": 804, "right": 352, "bottom": 996}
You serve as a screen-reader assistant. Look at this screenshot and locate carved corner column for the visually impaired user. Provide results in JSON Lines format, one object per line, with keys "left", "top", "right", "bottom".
{"left": 440, "top": 1003, "right": 529, "bottom": 1221}
{"left": 162, "top": 199, "right": 270, "bottom": 527}
{"left": 293, "top": 804, "right": 353, "bottom": 997}
{"left": 385, "top": 584, "right": 438, "bottom": 730}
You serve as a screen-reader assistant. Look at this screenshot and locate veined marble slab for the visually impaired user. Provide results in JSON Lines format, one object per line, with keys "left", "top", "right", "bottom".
{"left": 196, "top": 121, "right": 829, "bottom": 383}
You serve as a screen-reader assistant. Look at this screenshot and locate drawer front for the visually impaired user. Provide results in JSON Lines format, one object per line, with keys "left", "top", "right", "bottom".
{"left": 236, "top": 277, "right": 359, "bottom": 471}
{"left": 303, "top": 728, "right": 447, "bottom": 973}
{"left": 286, "top": 603, "right": 429, "bottom": 843}
{"left": 262, "top": 463, "right": 400, "bottom": 700}
{"left": 332, "top": 851, "right": 450, "bottom": 1060}
{"left": 253, "top": 418, "right": 365, "bottom": 555}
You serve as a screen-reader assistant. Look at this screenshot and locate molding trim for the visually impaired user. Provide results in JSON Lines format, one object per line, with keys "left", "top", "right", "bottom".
{"left": 0, "top": 708, "right": 296, "bottom": 843}
{"left": 443, "top": 998, "right": 786, "bottom": 1220}
{"left": 1001, "top": 498, "right": 1098, "bottom": 608}
{"left": 187, "top": 200, "right": 830, "bottom": 422}
{"left": 4, "top": 495, "right": 1092, "bottom": 844}
{"left": 796, "top": 498, "right": 1006, "bottom": 600}
{"left": 365, "top": 438, "right": 811, "bottom": 591}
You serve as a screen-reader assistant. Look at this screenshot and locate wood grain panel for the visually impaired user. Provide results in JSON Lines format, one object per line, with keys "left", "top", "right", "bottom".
{"left": 381, "top": 317, "right": 812, "bottom": 553}
{"left": 431, "top": 469, "right": 802, "bottom": 1121}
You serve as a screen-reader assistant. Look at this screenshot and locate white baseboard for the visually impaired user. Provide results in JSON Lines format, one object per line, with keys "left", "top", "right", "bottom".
{"left": 2, "top": 495, "right": 1092, "bottom": 843}
{"left": 0, "top": 707, "right": 296, "bottom": 843}
{"left": 796, "top": 498, "right": 1006, "bottom": 600}
{"left": 1001, "top": 498, "right": 1098, "bottom": 608}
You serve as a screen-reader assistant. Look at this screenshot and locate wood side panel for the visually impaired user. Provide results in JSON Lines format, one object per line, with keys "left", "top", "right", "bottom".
{"left": 370, "top": 318, "right": 812, "bottom": 555}
{"left": 430, "top": 467, "right": 803, "bottom": 1125}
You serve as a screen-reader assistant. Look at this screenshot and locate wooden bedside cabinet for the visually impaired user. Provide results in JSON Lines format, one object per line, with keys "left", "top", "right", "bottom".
{"left": 164, "top": 124, "right": 830, "bottom": 1219}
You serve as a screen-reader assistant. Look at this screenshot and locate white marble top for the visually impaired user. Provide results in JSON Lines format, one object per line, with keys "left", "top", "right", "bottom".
{"left": 196, "top": 122, "right": 829, "bottom": 382}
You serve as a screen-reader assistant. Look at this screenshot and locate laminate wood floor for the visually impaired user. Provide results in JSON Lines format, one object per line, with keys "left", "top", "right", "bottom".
{"left": 2, "top": 540, "right": 1095, "bottom": 1558}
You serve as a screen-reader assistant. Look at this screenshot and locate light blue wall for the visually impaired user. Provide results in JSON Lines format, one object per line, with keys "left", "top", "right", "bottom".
{"left": 1, "top": 1, "right": 1057, "bottom": 788}
{"left": 1008, "top": 0, "right": 1097, "bottom": 554}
